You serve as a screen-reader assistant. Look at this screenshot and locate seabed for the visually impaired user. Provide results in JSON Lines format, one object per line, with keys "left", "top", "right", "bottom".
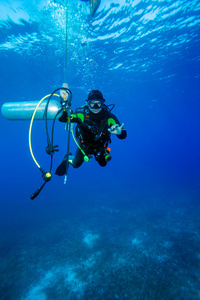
{"left": 1, "top": 192, "right": 200, "bottom": 299}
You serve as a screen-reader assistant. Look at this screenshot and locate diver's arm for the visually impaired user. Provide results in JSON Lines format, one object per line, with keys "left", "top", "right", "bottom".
{"left": 117, "top": 128, "right": 127, "bottom": 139}
{"left": 108, "top": 123, "right": 123, "bottom": 134}
{"left": 58, "top": 110, "right": 68, "bottom": 123}
{"left": 107, "top": 113, "right": 127, "bottom": 139}
{"left": 58, "top": 111, "right": 84, "bottom": 124}
{"left": 108, "top": 123, "right": 127, "bottom": 139}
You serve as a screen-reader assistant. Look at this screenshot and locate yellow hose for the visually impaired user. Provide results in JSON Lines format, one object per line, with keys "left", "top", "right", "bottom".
{"left": 29, "top": 94, "right": 60, "bottom": 169}
{"left": 71, "top": 129, "right": 85, "bottom": 155}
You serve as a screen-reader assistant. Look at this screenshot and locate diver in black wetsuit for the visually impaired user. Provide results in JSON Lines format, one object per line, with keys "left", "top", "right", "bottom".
{"left": 55, "top": 89, "right": 127, "bottom": 175}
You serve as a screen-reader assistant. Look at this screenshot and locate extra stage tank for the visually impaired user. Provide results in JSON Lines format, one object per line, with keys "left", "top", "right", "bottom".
{"left": 1, "top": 100, "right": 62, "bottom": 120}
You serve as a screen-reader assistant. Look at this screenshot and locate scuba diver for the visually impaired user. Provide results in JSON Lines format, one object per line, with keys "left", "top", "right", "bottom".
{"left": 55, "top": 89, "right": 127, "bottom": 175}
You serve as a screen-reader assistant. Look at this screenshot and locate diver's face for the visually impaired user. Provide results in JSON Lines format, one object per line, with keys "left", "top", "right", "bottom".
{"left": 88, "top": 100, "right": 103, "bottom": 114}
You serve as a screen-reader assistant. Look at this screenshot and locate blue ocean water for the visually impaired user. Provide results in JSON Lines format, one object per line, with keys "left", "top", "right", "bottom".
{"left": 0, "top": 0, "right": 200, "bottom": 298}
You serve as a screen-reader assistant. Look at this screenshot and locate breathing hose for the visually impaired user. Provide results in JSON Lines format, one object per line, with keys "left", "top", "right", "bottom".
{"left": 30, "top": 0, "right": 74, "bottom": 199}
{"left": 29, "top": 93, "right": 60, "bottom": 200}
{"left": 29, "top": 87, "right": 72, "bottom": 200}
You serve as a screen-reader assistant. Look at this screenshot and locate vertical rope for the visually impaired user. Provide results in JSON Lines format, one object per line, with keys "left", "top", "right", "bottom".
{"left": 64, "top": 0, "right": 68, "bottom": 83}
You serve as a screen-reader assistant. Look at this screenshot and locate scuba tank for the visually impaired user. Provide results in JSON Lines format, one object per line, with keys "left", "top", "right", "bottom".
{"left": 1, "top": 100, "right": 62, "bottom": 120}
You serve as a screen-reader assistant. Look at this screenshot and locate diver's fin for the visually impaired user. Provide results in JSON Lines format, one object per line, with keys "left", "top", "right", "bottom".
{"left": 55, "top": 154, "right": 74, "bottom": 176}
{"left": 55, "top": 155, "right": 68, "bottom": 176}
{"left": 89, "top": 0, "right": 100, "bottom": 16}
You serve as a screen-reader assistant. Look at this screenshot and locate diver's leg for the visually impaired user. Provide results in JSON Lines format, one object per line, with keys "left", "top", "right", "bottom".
{"left": 95, "top": 147, "right": 112, "bottom": 167}
{"left": 96, "top": 154, "right": 107, "bottom": 167}
{"left": 71, "top": 148, "right": 85, "bottom": 168}
{"left": 97, "top": 158, "right": 107, "bottom": 167}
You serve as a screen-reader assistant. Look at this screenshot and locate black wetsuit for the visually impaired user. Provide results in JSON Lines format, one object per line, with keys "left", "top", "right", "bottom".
{"left": 59, "top": 105, "right": 127, "bottom": 168}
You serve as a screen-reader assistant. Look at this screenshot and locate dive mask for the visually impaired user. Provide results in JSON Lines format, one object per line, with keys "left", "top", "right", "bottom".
{"left": 88, "top": 100, "right": 103, "bottom": 109}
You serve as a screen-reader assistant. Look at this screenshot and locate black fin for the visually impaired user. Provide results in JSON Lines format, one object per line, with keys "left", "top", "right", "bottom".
{"left": 55, "top": 156, "right": 68, "bottom": 176}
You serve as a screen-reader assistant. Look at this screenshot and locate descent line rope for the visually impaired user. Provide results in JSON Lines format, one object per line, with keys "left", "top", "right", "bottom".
{"left": 65, "top": 0, "right": 68, "bottom": 83}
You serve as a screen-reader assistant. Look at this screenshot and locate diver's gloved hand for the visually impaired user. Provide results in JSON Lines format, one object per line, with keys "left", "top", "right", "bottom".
{"left": 108, "top": 123, "right": 124, "bottom": 135}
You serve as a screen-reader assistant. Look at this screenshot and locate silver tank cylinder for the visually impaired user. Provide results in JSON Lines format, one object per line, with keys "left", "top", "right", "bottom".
{"left": 1, "top": 100, "right": 62, "bottom": 120}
